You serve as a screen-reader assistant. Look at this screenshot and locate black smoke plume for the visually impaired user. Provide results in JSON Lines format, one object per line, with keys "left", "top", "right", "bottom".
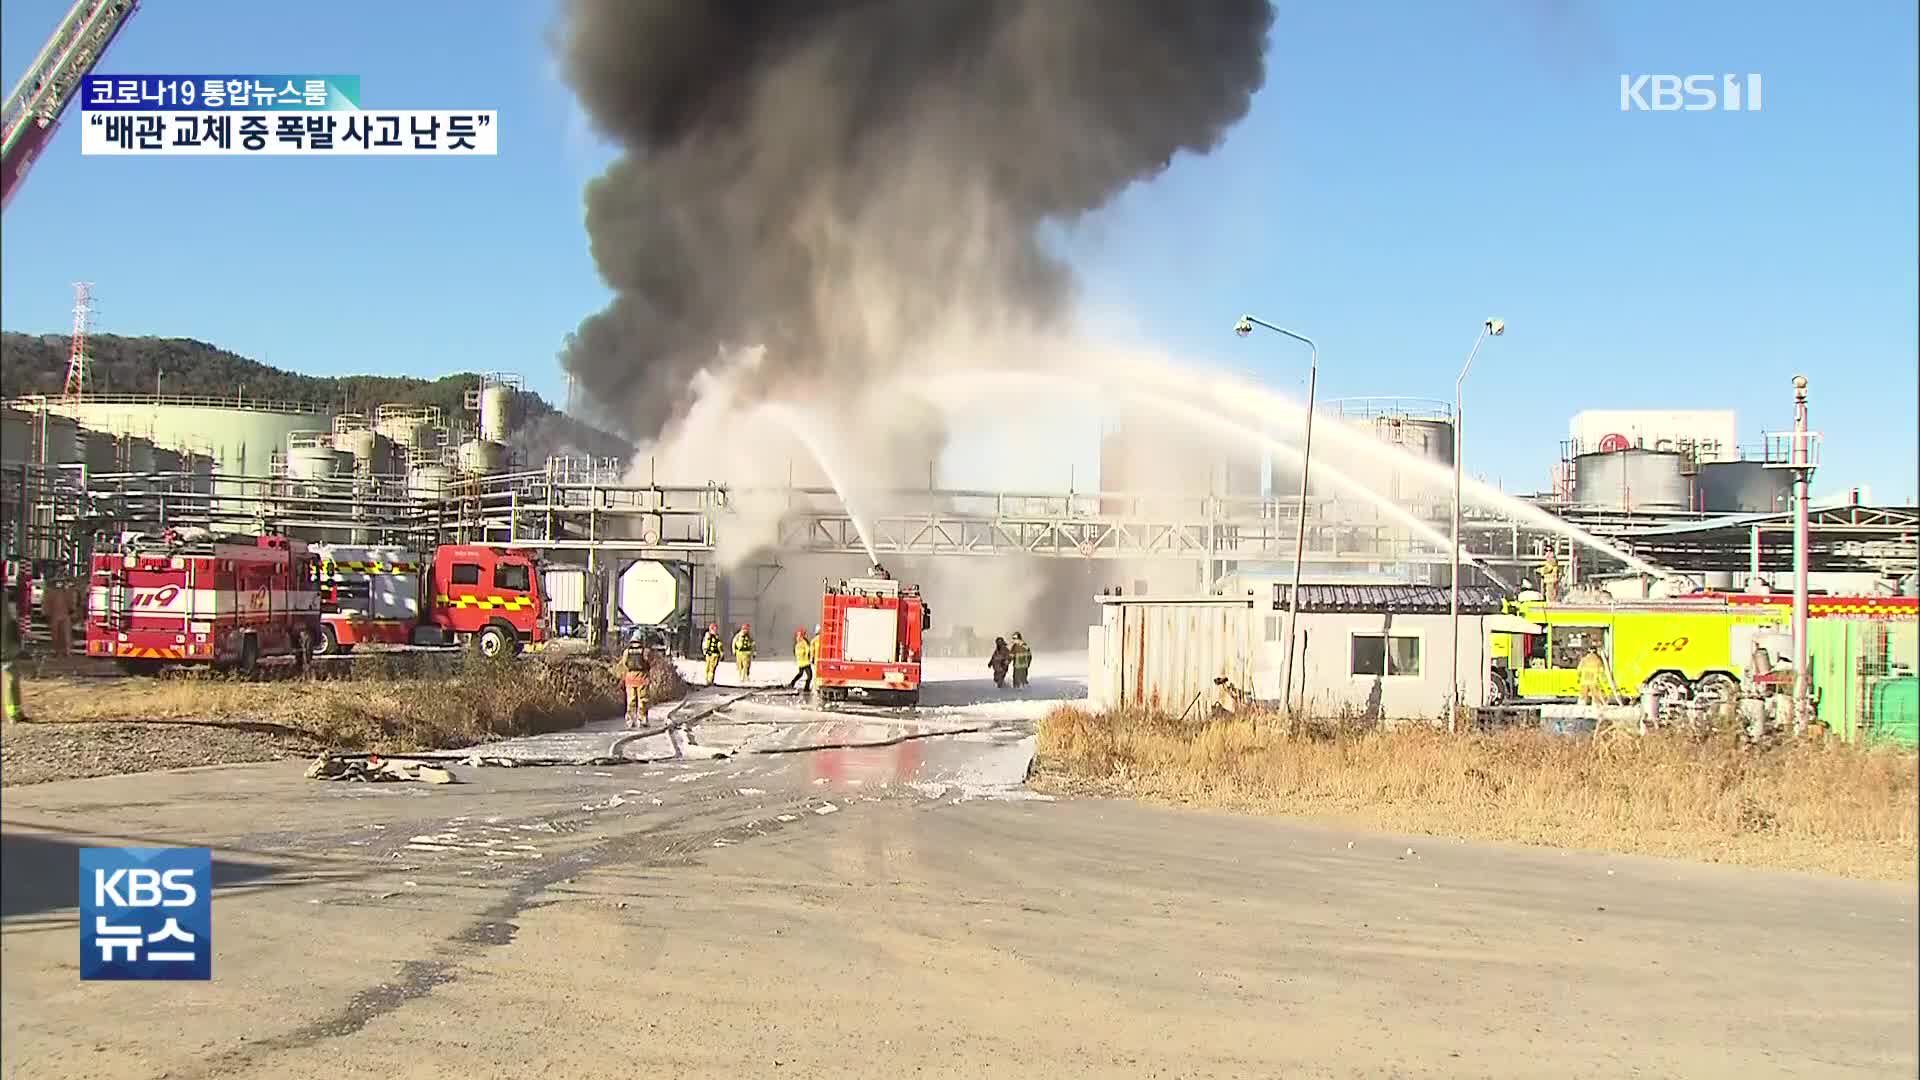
{"left": 556, "top": 0, "right": 1275, "bottom": 441}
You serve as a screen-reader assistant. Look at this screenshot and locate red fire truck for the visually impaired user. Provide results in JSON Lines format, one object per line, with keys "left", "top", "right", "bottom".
{"left": 815, "top": 572, "right": 932, "bottom": 705}
{"left": 310, "top": 543, "right": 545, "bottom": 659}
{"left": 86, "top": 530, "right": 322, "bottom": 675}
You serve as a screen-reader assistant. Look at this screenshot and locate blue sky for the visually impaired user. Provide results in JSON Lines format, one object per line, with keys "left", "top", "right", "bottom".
{"left": 3, "top": 1, "right": 1914, "bottom": 500}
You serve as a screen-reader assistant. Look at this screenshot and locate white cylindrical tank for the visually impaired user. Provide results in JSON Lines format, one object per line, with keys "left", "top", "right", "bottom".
{"left": 376, "top": 408, "right": 439, "bottom": 456}
{"left": 287, "top": 444, "right": 342, "bottom": 480}
{"left": 407, "top": 464, "right": 454, "bottom": 501}
{"left": 456, "top": 438, "right": 507, "bottom": 476}
{"left": 340, "top": 428, "right": 395, "bottom": 476}
{"left": 480, "top": 383, "right": 515, "bottom": 445}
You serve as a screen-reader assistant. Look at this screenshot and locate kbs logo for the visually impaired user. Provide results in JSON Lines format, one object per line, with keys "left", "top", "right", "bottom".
{"left": 130, "top": 585, "right": 182, "bottom": 608}
{"left": 1620, "top": 74, "right": 1762, "bottom": 112}
{"left": 79, "top": 847, "right": 212, "bottom": 981}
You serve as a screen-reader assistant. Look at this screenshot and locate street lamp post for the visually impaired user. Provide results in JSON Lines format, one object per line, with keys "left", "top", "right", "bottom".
{"left": 1235, "top": 315, "right": 1317, "bottom": 715}
{"left": 1449, "top": 318, "right": 1504, "bottom": 733}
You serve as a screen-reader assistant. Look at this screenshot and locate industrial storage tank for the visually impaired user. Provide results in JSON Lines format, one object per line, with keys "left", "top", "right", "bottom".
{"left": 152, "top": 447, "right": 183, "bottom": 474}
{"left": 1572, "top": 448, "right": 1691, "bottom": 512}
{"left": 407, "top": 463, "right": 454, "bottom": 502}
{"left": 375, "top": 404, "right": 443, "bottom": 461}
{"left": 456, "top": 438, "right": 507, "bottom": 476}
{"left": 82, "top": 429, "right": 118, "bottom": 473}
{"left": 1697, "top": 460, "right": 1794, "bottom": 514}
{"left": 339, "top": 428, "right": 395, "bottom": 476}
{"left": 286, "top": 440, "right": 350, "bottom": 480}
{"left": 184, "top": 452, "right": 216, "bottom": 493}
{"left": 37, "top": 395, "right": 331, "bottom": 482}
{"left": 120, "top": 435, "right": 155, "bottom": 473}
{"left": 1272, "top": 398, "right": 1455, "bottom": 502}
{"left": 480, "top": 382, "right": 515, "bottom": 444}
{"left": 25, "top": 410, "right": 81, "bottom": 466}
{"left": 0, "top": 406, "right": 27, "bottom": 464}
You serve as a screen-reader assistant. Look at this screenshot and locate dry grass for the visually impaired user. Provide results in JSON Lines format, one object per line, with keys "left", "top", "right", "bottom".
{"left": 15, "top": 651, "right": 686, "bottom": 756}
{"left": 1036, "top": 706, "right": 1920, "bottom": 881}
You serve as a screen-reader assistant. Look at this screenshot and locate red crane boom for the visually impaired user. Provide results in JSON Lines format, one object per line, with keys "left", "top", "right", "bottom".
{"left": 1, "top": 0, "right": 140, "bottom": 212}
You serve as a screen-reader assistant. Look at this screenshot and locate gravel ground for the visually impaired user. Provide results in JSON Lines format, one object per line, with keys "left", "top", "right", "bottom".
{"left": 0, "top": 719, "right": 321, "bottom": 787}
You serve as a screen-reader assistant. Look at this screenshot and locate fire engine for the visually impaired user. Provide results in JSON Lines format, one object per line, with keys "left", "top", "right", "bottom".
{"left": 309, "top": 543, "right": 545, "bottom": 659}
{"left": 1492, "top": 592, "right": 1917, "bottom": 705}
{"left": 814, "top": 571, "right": 932, "bottom": 705}
{"left": 86, "top": 530, "right": 321, "bottom": 675}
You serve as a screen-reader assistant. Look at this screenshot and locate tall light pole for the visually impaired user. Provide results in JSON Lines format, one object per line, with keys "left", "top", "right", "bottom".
{"left": 1449, "top": 317, "right": 1504, "bottom": 733}
{"left": 1790, "top": 375, "right": 1812, "bottom": 736}
{"left": 1235, "top": 315, "right": 1317, "bottom": 714}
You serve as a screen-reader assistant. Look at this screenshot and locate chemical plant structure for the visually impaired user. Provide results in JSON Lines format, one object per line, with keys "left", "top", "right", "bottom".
{"left": 2, "top": 371, "right": 1915, "bottom": 737}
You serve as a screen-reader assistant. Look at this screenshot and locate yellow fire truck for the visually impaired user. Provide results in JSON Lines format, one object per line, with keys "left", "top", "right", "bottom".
{"left": 1493, "top": 597, "right": 1790, "bottom": 704}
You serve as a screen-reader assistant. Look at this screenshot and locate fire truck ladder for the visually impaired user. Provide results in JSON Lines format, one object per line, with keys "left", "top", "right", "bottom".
{"left": 2, "top": 0, "right": 141, "bottom": 212}
{"left": 100, "top": 563, "right": 129, "bottom": 629}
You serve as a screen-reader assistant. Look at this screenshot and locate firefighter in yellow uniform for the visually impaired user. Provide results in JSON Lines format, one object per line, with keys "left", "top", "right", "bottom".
{"left": 617, "top": 630, "right": 653, "bottom": 730}
{"left": 732, "top": 622, "right": 755, "bottom": 682}
{"left": 1577, "top": 645, "right": 1609, "bottom": 705}
{"left": 701, "top": 623, "right": 723, "bottom": 685}
{"left": 1537, "top": 552, "right": 1561, "bottom": 602}
{"left": 788, "top": 627, "right": 815, "bottom": 692}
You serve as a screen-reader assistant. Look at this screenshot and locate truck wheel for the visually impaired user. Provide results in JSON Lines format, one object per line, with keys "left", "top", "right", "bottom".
{"left": 1645, "top": 672, "right": 1689, "bottom": 706}
{"left": 1487, "top": 671, "right": 1510, "bottom": 706}
{"left": 237, "top": 636, "right": 259, "bottom": 677}
{"left": 316, "top": 625, "right": 340, "bottom": 656}
{"left": 476, "top": 624, "right": 512, "bottom": 660}
{"left": 1694, "top": 673, "right": 1740, "bottom": 709}
{"left": 292, "top": 630, "right": 313, "bottom": 674}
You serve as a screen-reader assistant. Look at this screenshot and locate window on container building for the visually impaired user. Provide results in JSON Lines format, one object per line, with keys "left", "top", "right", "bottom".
{"left": 1351, "top": 632, "right": 1421, "bottom": 677}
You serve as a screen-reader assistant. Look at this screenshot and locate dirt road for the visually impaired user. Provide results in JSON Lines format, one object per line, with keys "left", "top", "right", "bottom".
{"left": 3, "top": 679, "right": 1915, "bottom": 1078}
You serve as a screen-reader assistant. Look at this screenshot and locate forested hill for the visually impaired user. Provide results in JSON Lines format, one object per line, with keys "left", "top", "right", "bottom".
{"left": 0, "top": 331, "right": 632, "bottom": 460}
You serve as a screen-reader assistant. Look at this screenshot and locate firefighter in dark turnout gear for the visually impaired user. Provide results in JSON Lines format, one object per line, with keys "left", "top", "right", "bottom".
{"left": 618, "top": 630, "right": 653, "bottom": 729}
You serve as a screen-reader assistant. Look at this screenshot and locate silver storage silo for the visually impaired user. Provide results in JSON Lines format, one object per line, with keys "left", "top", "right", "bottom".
{"left": 456, "top": 438, "right": 507, "bottom": 476}
{"left": 480, "top": 382, "right": 515, "bottom": 444}
{"left": 1572, "top": 449, "right": 1691, "bottom": 512}
{"left": 1697, "top": 460, "right": 1794, "bottom": 514}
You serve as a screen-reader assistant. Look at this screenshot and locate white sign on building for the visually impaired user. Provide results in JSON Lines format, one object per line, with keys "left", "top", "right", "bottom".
{"left": 1568, "top": 409, "right": 1739, "bottom": 461}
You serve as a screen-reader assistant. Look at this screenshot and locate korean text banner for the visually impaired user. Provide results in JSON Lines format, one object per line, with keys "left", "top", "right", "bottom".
{"left": 81, "top": 75, "right": 361, "bottom": 111}
{"left": 82, "top": 112, "right": 498, "bottom": 156}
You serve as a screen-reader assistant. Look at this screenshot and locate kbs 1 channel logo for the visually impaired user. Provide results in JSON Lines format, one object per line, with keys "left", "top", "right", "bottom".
{"left": 79, "top": 74, "right": 496, "bottom": 156}
{"left": 79, "top": 847, "right": 213, "bottom": 981}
